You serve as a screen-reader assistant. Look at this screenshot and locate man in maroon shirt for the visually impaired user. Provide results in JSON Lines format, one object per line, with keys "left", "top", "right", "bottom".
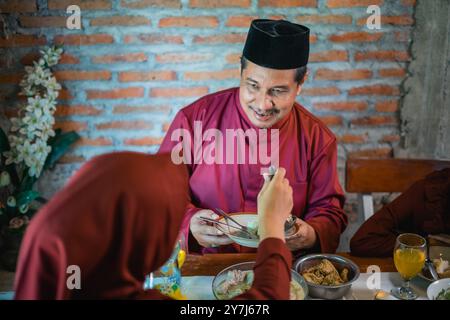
{"left": 159, "top": 19, "right": 347, "bottom": 255}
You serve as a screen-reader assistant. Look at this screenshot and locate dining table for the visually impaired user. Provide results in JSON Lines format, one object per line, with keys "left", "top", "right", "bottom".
{"left": 0, "top": 252, "right": 393, "bottom": 289}
{"left": 181, "top": 252, "right": 396, "bottom": 276}
{"left": 0, "top": 252, "right": 437, "bottom": 300}
{"left": 179, "top": 252, "right": 436, "bottom": 300}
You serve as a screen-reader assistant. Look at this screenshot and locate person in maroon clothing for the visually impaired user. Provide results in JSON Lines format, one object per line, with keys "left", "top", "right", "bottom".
{"left": 350, "top": 168, "right": 450, "bottom": 257}
{"left": 14, "top": 152, "right": 294, "bottom": 300}
{"left": 159, "top": 19, "right": 347, "bottom": 256}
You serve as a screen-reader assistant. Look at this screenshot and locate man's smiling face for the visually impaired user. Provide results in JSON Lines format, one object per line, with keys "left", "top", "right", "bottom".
{"left": 239, "top": 59, "right": 303, "bottom": 129}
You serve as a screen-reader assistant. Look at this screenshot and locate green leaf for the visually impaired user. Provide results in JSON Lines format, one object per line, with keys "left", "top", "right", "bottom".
{"left": 44, "top": 131, "right": 80, "bottom": 170}
{"left": 19, "top": 173, "right": 37, "bottom": 193}
{"left": 16, "top": 190, "right": 40, "bottom": 208}
{"left": 0, "top": 127, "right": 20, "bottom": 188}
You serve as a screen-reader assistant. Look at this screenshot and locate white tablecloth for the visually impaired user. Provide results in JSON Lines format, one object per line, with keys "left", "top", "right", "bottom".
{"left": 0, "top": 272, "right": 431, "bottom": 300}
{"left": 181, "top": 272, "right": 431, "bottom": 300}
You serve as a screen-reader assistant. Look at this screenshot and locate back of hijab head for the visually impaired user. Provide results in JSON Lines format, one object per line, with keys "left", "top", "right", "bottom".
{"left": 14, "top": 152, "right": 189, "bottom": 299}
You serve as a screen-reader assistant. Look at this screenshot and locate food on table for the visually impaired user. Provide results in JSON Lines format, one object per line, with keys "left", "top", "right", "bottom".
{"left": 246, "top": 220, "right": 259, "bottom": 235}
{"left": 435, "top": 288, "right": 450, "bottom": 300}
{"left": 228, "top": 218, "right": 296, "bottom": 239}
{"left": 226, "top": 221, "right": 259, "bottom": 239}
{"left": 433, "top": 257, "right": 450, "bottom": 278}
{"left": 289, "top": 278, "right": 305, "bottom": 300}
{"left": 215, "top": 269, "right": 305, "bottom": 300}
{"left": 301, "top": 259, "right": 349, "bottom": 285}
{"left": 216, "top": 269, "right": 252, "bottom": 299}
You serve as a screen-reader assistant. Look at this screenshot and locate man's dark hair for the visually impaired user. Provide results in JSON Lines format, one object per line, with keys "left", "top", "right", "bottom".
{"left": 240, "top": 56, "right": 307, "bottom": 85}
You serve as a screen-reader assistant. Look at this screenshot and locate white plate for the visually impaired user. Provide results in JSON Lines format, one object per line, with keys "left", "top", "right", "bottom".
{"left": 427, "top": 278, "right": 450, "bottom": 300}
{"left": 216, "top": 213, "right": 260, "bottom": 248}
{"left": 215, "top": 213, "right": 299, "bottom": 248}
{"left": 419, "top": 246, "right": 450, "bottom": 281}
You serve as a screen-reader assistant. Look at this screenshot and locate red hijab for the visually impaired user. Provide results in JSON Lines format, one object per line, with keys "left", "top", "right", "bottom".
{"left": 14, "top": 152, "right": 189, "bottom": 299}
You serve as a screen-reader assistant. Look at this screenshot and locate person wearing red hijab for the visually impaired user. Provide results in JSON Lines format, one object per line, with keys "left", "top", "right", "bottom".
{"left": 14, "top": 152, "right": 294, "bottom": 299}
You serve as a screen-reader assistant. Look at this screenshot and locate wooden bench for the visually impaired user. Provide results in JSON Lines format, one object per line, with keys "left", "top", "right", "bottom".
{"left": 345, "top": 158, "right": 450, "bottom": 220}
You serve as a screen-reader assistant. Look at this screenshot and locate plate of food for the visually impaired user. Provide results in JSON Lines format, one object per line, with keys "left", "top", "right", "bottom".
{"left": 420, "top": 246, "right": 450, "bottom": 281}
{"left": 212, "top": 261, "right": 308, "bottom": 300}
{"left": 214, "top": 213, "right": 298, "bottom": 248}
{"left": 427, "top": 278, "right": 450, "bottom": 300}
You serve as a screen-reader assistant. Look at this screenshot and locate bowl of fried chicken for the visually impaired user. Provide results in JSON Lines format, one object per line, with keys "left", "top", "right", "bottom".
{"left": 294, "top": 254, "right": 360, "bottom": 300}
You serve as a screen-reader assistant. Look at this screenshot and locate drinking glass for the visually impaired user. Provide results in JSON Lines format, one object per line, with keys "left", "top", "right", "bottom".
{"left": 391, "top": 233, "right": 426, "bottom": 300}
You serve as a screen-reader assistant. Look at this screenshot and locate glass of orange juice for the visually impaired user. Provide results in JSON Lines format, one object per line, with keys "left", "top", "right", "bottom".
{"left": 391, "top": 233, "right": 426, "bottom": 300}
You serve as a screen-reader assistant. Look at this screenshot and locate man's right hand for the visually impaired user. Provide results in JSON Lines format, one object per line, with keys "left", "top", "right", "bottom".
{"left": 190, "top": 210, "right": 234, "bottom": 248}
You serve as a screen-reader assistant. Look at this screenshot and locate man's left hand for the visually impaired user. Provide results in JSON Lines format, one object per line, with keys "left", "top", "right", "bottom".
{"left": 286, "top": 219, "right": 317, "bottom": 251}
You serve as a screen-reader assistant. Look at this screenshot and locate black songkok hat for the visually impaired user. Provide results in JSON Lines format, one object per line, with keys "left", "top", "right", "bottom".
{"left": 243, "top": 19, "right": 310, "bottom": 69}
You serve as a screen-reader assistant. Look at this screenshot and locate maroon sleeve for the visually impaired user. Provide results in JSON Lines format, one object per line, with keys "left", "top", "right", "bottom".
{"left": 303, "top": 139, "right": 347, "bottom": 253}
{"left": 158, "top": 110, "right": 205, "bottom": 254}
{"left": 234, "top": 238, "right": 292, "bottom": 300}
{"left": 350, "top": 180, "right": 425, "bottom": 257}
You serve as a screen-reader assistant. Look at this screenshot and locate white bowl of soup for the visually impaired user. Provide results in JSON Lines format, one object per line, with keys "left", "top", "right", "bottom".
{"left": 212, "top": 261, "right": 308, "bottom": 300}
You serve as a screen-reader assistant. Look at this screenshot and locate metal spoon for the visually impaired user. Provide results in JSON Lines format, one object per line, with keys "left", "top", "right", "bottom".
{"left": 214, "top": 208, "right": 258, "bottom": 239}
{"left": 198, "top": 216, "right": 254, "bottom": 234}
{"left": 426, "top": 239, "right": 440, "bottom": 281}
{"left": 284, "top": 215, "right": 297, "bottom": 232}
{"left": 199, "top": 216, "right": 259, "bottom": 241}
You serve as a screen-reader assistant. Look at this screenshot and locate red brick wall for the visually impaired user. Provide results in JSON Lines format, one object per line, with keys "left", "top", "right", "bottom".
{"left": 0, "top": 0, "right": 416, "bottom": 249}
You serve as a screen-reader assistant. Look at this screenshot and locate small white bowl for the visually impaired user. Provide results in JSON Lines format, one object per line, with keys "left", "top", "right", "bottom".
{"left": 215, "top": 213, "right": 298, "bottom": 248}
{"left": 427, "top": 278, "right": 450, "bottom": 300}
{"left": 212, "top": 261, "right": 308, "bottom": 300}
{"left": 216, "top": 213, "right": 260, "bottom": 248}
